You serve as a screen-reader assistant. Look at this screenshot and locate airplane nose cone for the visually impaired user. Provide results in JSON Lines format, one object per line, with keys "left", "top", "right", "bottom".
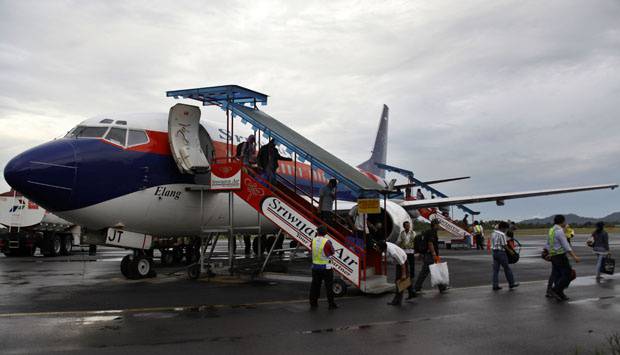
{"left": 3, "top": 140, "right": 77, "bottom": 211}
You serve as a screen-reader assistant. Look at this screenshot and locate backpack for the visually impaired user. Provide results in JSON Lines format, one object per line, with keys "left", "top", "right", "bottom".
{"left": 414, "top": 233, "right": 427, "bottom": 254}
{"left": 235, "top": 141, "right": 246, "bottom": 158}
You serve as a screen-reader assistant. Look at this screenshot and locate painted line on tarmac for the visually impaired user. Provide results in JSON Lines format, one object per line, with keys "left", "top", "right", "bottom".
{"left": 0, "top": 296, "right": 360, "bottom": 319}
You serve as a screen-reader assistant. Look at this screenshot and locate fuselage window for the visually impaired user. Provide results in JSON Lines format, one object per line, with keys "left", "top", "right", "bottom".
{"left": 66, "top": 126, "right": 109, "bottom": 138}
{"left": 115, "top": 120, "right": 127, "bottom": 125}
{"left": 127, "top": 130, "right": 149, "bottom": 146}
{"left": 105, "top": 128, "right": 127, "bottom": 146}
{"left": 99, "top": 119, "right": 114, "bottom": 124}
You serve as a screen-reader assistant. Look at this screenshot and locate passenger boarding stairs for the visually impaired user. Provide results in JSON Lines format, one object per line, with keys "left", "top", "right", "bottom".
{"left": 167, "top": 85, "right": 393, "bottom": 294}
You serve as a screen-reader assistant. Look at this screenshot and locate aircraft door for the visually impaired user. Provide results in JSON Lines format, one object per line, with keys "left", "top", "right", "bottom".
{"left": 168, "top": 104, "right": 211, "bottom": 174}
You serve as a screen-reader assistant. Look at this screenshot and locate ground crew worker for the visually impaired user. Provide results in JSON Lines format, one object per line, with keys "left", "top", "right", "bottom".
{"left": 491, "top": 221, "right": 519, "bottom": 290}
{"left": 545, "top": 214, "right": 580, "bottom": 301}
{"left": 416, "top": 188, "right": 425, "bottom": 200}
{"left": 396, "top": 221, "right": 416, "bottom": 295}
{"left": 374, "top": 240, "right": 412, "bottom": 305}
{"left": 309, "top": 225, "right": 338, "bottom": 310}
{"left": 473, "top": 221, "right": 485, "bottom": 250}
{"left": 565, "top": 224, "right": 575, "bottom": 245}
{"left": 413, "top": 219, "right": 447, "bottom": 293}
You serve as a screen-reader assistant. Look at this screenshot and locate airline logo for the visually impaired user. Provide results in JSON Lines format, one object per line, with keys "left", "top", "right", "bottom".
{"left": 261, "top": 196, "right": 359, "bottom": 286}
{"left": 210, "top": 162, "right": 242, "bottom": 190}
{"left": 9, "top": 199, "right": 26, "bottom": 213}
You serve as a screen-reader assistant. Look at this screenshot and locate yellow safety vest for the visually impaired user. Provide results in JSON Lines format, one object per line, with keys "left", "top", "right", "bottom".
{"left": 548, "top": 227, "right": 565, "bottom": 256}
{"left": 312, "top": 237, "right": 331, "bottom": 268}
{"left": 474, "top": 225, "right": 482, "bottom": 234}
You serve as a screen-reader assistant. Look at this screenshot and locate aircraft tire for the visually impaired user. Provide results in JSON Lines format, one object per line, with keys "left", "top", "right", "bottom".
{"left": 332, "top": 278, "right": 347, "bottom": 298}
{"left": 187, "top": 264, "right": 201, "bottom": 280}
{"left": 60, "top": 234, "right": 72, "bottom": 256}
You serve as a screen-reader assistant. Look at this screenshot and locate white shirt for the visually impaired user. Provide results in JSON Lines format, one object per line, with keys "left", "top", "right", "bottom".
{"left": 386, "top": 242, "right": 407, "bottom": 265}
{"left": 396, "top": 229, "right": 416, "bottom": 254}
{"left": 349, "top": 206, "right": 369, "bottom": 233}
{"left": 491, "top": 230, "right": 507, "bottom": 250}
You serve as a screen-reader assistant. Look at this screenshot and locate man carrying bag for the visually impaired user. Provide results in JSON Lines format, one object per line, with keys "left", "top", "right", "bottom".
{"left": 375, "top": 240, "right": 414, "bottom": 306}
{"left": 413, "top": 219, "right": 447, "bottom": 294}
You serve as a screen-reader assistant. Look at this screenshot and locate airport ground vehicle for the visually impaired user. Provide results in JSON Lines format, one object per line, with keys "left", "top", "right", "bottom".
{"left": 0, "top": 191, "right": 80, "bottom": 256}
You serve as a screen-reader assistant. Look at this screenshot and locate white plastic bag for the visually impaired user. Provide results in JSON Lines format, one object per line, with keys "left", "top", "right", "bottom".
{"left": 429, "top": 262, "right": 450, "bottom": 287}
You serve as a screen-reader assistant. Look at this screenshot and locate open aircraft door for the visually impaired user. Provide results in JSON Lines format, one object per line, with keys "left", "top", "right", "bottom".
{"left": 168, "top": 103, "right": 211, "bottom": 174}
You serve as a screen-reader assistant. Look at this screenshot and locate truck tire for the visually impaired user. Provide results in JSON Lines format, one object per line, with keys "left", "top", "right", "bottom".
{"left": 160, "top": 250, "right": 175, "bottom": 266}
{"left": 120, "top": 254, "right": 133, "bottom": 279}
{"left": 60, "top": 235, "right": 72, "bottom": 256}
{"left": 132, "top": 256, "right": 152, "bottom": 279}
{"left": 332, "top": 278, "right": 347, "bottom": 297}
{"left": 187, "top": 264, "right": 201, "bottom": 280}
{"left": 42, "top": 234, "right": 62, "bottom": 257}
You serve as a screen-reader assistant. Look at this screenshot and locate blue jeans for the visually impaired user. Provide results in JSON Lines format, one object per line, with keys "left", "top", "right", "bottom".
{"left": 492, "top": 249, "right": 515, "bottom": 288}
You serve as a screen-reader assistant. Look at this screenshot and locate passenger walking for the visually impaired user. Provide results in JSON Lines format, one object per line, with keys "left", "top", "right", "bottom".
{"left": 236, "top": 134, "right": 256, "bottom": 166}
{"left": 545, "top": 215, "right": 580, "bottom": 301}
{"left": 462, "top": 214, "right": 469, "bottom": 228}
{"left": 318, "top": 179, "right": 337, "bottom": 223}
{"left": 396, "top": 221, "right": 416, "bottom": 286}
{"left": 257, "top": 139, "right": 292, "bottom": 185}
{"left": 416, "top": 188, "right": 425, "bottom": 200}
{"left": 413, "top": 220, "right": 447, "bottom": 293}
{"left": 473, "top": 221, "right": 485, "bottom": 250}
{"left": 374, "top": 240, "right": 413, "bottom": 305}
{"left": 491, "top": 221, "right": 519, "bottom": 291}
{"left": 348, "top": 203, "right": 369, "bottom": 241}
{"left": 591, "top": 222, "right": 610, "bottom": 282}
{"left": 309, "top": 225, "right": 338, "bottom": 310}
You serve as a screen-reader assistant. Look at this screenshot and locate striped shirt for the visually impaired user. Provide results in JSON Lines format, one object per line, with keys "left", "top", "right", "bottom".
{"left": 491, "top": 230, "right": 507, "bottom": 250}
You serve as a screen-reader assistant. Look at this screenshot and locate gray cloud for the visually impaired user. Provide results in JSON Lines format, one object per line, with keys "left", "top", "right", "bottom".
{"left": 0, "top": 0, "right": 618, "bottom": 220}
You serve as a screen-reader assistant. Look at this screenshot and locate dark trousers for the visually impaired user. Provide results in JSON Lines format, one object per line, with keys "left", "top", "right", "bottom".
{"left": 309, "top": 268, "right": 335, "bottom": 306}
{"left": 407, "top": 254, "right": 415, "bottom": 280}
{"left": 414, "top": 254, "right": 446, "bottom": 292}
{"left": 319, "top": 211, "right": 333, "bottom": 224}
{"left": 550, "top": 254, "right": 572, "bottom": 295}
{"left": 243, "top": 235, "right": 251, "bottom": 255}
{"left": 391, "top": 261, "right": 414, "bottom": 304}
{"left": 475, "top": 235, "right": 484, "bottom": 250}
{"left": 492, "top": 249, "right": 515, "bottom": 287}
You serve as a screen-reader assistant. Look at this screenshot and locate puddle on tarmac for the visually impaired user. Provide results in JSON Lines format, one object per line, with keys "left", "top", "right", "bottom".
{"left": 78, "top": 315, "right": 122, "bottom": 325}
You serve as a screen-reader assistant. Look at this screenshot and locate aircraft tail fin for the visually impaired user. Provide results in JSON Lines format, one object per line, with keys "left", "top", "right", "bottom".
{"left": 357, "top": 104, "right": 389, "bottom": 178}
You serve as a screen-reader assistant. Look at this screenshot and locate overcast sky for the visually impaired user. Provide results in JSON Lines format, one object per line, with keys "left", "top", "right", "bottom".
{"left": 1, "top": 0, "right": 618, "bottom": 221}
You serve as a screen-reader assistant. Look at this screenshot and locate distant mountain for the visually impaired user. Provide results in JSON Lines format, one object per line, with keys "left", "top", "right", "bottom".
{"left": 519, "top": 212, "right": 620, "bottom": 225}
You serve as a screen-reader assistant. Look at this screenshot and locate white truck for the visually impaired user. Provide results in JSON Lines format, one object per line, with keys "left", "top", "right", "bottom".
{"left": 0, "top": 190, "right": 80, "bottom": 257}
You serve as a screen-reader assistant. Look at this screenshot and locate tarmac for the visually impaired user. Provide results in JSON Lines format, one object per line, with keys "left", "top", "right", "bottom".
{"left": 0, "top": 234, "right": 618, "bottom": 354}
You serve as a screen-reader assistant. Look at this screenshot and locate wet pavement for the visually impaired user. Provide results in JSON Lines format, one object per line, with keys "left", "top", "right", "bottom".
{"left": 0, "top": 234, "right": 618, "bottom": 354}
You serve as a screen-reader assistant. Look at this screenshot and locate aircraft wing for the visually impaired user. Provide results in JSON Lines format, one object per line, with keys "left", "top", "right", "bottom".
{"left": 395, "top": 184, "right": 618, "bottom": 210}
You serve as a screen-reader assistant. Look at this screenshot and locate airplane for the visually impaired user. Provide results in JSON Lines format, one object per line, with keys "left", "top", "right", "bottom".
{"left": 3, "top": 85, "right": 617, "bottom": 282}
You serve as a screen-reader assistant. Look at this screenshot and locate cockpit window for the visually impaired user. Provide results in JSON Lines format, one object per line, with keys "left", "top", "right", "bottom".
{"left": 127, "top": 130, "right": 148, "bottom": 146}
{"left": 115, "top": 120, "right": 127, "bottom": 125}
{"left": 66, "top": 126, "right": 109, "bottom": 138}
{"left": 104, "top": 128, "right": 127, "bottom": 146}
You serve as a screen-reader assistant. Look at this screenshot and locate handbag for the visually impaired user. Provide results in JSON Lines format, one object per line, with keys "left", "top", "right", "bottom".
{"left": 541, "top": 249, "right": 551, "bottom": 262}
{"left": 429, "top": 262, "right": 450, "bottom": 287}
{"left": 601, "top": 255, "right": 615, "bottom": 275}
{"left": 505, "top": 245, "right": 520, "bottom": 264}
{"left": 586, "top": 236, "right": 594, "bottom": 247}
{"left": 397, "top": 277, "right": 412, "bottom": 292}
